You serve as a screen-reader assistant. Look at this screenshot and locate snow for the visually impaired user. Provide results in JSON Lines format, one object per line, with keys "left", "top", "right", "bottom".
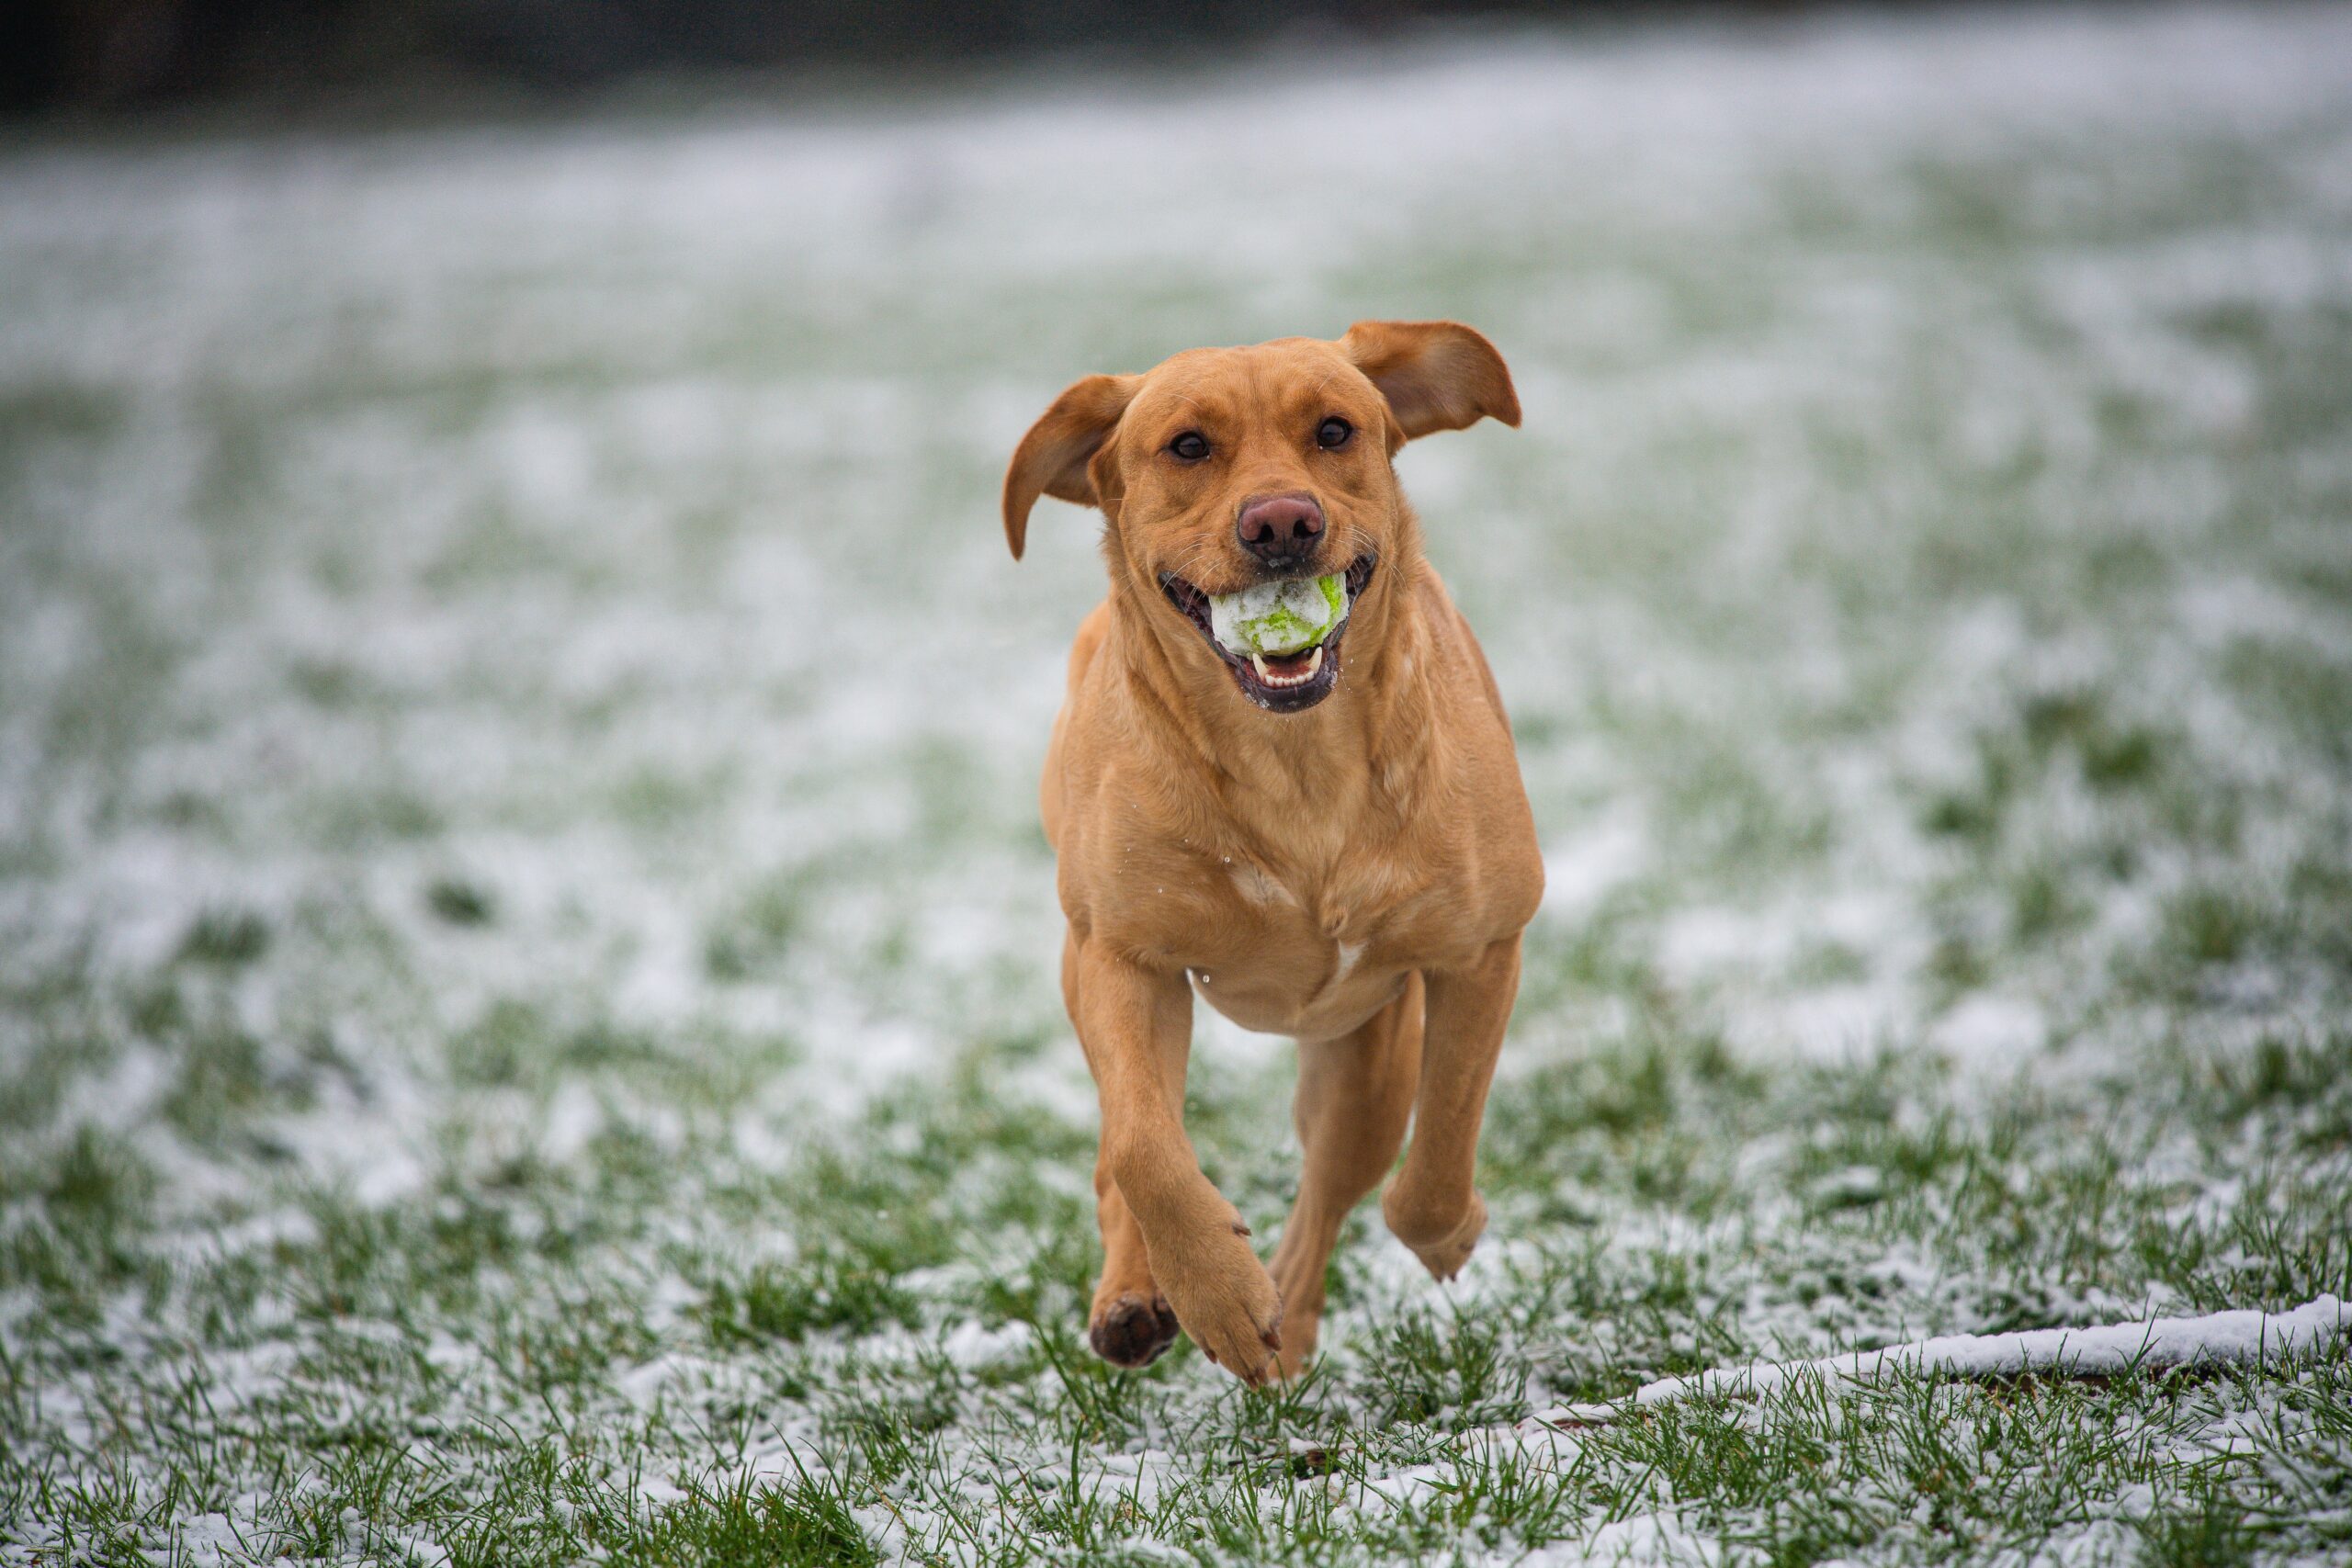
{"left": 1514, "top": 1514, "right": 1724, "bottom": 1567}
{"left": 1529, "top": 1295, "right": 2352, "bottom": 1427}
{"left": 941, "top": 1316, "right": 1035, "bottom": 1370}
{"left": 1930, "top": 993, "right": 2048, "bottom": 1072}
{"left": 1537, "top": 808, "right": 1646, "bottom": 919}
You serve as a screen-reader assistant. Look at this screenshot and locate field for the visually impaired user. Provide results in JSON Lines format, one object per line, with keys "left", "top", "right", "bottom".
{"left": 5, "top": 6, "right": 2352, "bottom": 1563}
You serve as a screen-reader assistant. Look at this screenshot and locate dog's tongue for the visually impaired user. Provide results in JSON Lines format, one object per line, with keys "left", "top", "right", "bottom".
{"left": 1209, "top": 573, "right": 1349, "bottom": 659}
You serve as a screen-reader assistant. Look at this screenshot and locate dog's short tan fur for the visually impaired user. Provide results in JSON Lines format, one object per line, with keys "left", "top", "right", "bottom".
{"left": 1002, "top": 321, "right": 1542, "bottom": 1383}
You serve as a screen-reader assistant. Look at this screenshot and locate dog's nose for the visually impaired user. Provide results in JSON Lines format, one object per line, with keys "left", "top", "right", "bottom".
{"left": 1236, "top": 493, "right": 1325, "bottom": 566}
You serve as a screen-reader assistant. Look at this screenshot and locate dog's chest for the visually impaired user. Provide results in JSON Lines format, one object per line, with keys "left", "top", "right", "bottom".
{"left": 1182, "top": 852, "right": 1442, "bottom": 1038}
{"left": 1219, "top": 850, "right": 1414, "bottom": 938}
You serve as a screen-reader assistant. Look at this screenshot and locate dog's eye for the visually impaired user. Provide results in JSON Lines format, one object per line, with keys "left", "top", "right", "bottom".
{"left": 1168, "top": 431, "right": 1211, "bottom": 462}
{"left": 1316, "top": 416, "right": 1353, "bottom": 450}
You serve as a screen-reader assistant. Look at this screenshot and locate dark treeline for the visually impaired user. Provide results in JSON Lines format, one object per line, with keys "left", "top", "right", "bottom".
{"left": 6, "top": 0, "right": 1890, "bottom": 118}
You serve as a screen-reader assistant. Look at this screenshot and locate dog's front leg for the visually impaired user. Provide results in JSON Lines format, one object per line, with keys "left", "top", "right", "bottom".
{"left": 1070, "top": 937, "right": 1284, "bottom": 1384}
{"left": 1382, "top": 934, "right": 1521, "bottom": 1280}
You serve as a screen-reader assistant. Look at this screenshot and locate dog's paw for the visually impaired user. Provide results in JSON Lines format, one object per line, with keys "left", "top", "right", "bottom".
{"left": 1088, "top": 1292, "right": 1180, "bottom": 1368}
{"left": 1384, "top": 1186, "right": 1487, "bottom": 1282}
{"left": 1159, "top": 1219, "right": 1285, "bottom": 1386}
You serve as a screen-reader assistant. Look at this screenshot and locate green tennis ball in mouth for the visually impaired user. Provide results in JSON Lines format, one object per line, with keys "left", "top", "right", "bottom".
{"left": 1208, "top": 573, "right": 1351, "bottom": 658}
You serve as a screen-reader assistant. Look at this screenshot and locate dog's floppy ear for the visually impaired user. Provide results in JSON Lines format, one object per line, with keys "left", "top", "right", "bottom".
{"left": 1001, "top": 373, "right": 1140, "bottom": 560}
{"left": 1340, "top": 320, "right": 1521, "bottom": 447}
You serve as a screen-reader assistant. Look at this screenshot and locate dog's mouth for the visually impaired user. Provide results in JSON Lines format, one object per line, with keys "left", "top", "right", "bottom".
{"left": 1159, "top": 554, "right": 1376, "bottom": 714}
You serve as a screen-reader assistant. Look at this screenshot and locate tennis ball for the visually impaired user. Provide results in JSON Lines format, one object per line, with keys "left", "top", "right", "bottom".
{"left": 1208, "top": 573, "right": 1350, "bottom": 658}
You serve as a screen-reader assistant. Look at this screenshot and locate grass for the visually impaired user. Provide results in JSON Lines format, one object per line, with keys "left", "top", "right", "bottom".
{"left": 6, "top": 6, "right": 2352, "bottom": 1564}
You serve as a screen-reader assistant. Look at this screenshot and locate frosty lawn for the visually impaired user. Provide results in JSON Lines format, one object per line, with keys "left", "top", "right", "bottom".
{"left": 5, "top": 5, "right": 2352, "bottom": 1565}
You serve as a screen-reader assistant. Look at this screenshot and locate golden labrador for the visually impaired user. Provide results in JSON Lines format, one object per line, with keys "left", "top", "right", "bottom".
{"left": 1001, "top": 321, "right": 1542, "bottom": 1383}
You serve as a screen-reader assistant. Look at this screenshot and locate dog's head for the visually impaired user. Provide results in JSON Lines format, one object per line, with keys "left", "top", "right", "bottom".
{"left": 1002, "top": 321, "right": 1519, "bottom": 714}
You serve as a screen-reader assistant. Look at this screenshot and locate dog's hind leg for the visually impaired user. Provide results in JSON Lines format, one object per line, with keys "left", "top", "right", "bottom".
{"left": 1268, "top": 971, "right": 1425, "bottom": 1378}
{"left": 1384, "top": 936, "right": 1521, "bottom": 1282}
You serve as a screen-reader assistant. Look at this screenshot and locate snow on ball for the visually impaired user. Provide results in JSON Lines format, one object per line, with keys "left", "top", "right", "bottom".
{"left": 1207, "top": 573, "right": 1349, "bottom": 657}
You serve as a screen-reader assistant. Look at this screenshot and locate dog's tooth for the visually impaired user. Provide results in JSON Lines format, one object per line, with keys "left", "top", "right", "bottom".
{"left": 1251, "top": 652, "right": 1272, "bottom": 682}
{"left": 1303, "top": 647, "right": 1324, "bottom": 677}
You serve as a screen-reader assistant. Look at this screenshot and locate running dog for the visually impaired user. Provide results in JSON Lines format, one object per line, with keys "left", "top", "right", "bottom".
{"left": 1001, "top": 321, "right": 1541, "bottom": 1382}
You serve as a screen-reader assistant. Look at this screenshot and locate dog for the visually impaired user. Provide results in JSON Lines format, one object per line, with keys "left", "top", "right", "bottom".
{"left": 1001, "top": 321, "right": 1542, "bottom": 1384}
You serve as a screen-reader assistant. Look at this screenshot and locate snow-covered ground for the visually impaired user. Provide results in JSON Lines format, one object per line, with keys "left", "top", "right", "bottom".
{"left": 1533, "top": 1295, "right": 2352, "bottom": 1424}
{"left": 4, "top": 6, "right": 2350, "bottom": 1563}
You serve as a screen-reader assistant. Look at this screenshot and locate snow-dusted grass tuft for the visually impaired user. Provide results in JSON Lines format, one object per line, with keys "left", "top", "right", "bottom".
{"left": 6, "top": 6, "right": 2352, "bottom": 1564}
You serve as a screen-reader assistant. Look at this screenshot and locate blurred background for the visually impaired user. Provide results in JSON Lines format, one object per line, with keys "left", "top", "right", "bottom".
{"left": 13, "top": 1, "right": 1920, "bottom": 117}
{"left": 5, "top": 3, "right": 2351, "bottom": 1561}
